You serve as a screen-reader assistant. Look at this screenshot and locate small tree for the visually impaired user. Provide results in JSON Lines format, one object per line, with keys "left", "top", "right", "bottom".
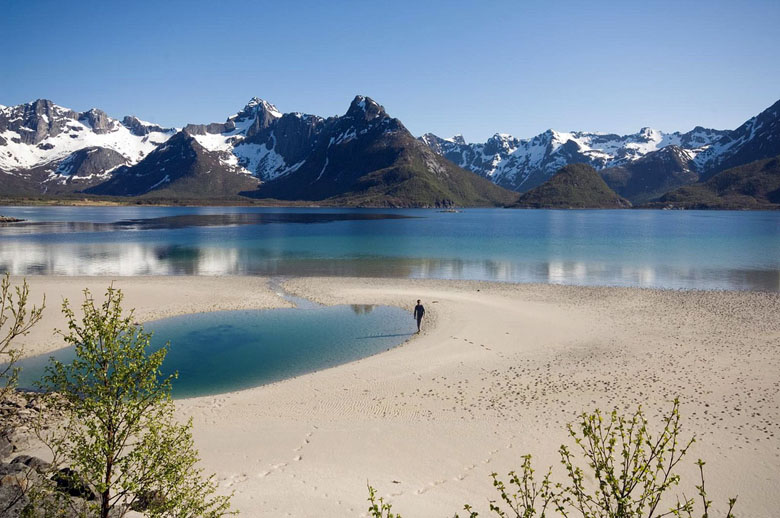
{"left": 0, "top": 273, "right": 45, "bottom": 400}
{"left": 35, "top": 286, "right": 233, "bottom": 518}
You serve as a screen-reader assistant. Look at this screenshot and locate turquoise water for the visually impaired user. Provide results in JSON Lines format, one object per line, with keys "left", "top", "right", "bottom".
{"left": 14, "top": 303, "right": 415, "bottom": 398}
{"left": 1, "top": 206, "right": 778, "bottom": 290}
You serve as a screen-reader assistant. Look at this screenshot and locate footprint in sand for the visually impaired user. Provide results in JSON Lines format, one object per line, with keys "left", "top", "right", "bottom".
{"left": 222, "top": 473, "right": 249, "bottom": 487}
{"left": 293, "top": 429, "right": 316, "bottom": 452}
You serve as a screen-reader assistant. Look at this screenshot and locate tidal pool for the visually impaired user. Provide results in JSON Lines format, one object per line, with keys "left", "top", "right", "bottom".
{"left": 14, "top": 303, "right": 415, "bottom": 398}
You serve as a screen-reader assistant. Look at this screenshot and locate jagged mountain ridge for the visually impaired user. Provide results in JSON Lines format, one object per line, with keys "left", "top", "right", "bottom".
{"left": 693, "top": 99, "right": 780, "bottom": 179}
{"left": 421, "top": 126, "right": 726, "bottom": 193}
{"left": 599, "top": 145, "right": 700, "bottom": 204}
{"left": 183, "top": 97, "right": 327, "bottom": 182}
{"left": 78, "top": 95, "right": 514, "bottom": 205}
{"left": 245, "top": 96, "right": 517, "bottom": 206}
{"left": 421, "top": 99, "right": 780, "bottom": 195}
{"left": 0, "top": 99, "right": 176, "bottom": 192}
{"left": 86, "top": 132, "right": 260, "bottom": 198}
{"left": 1, "top": 96, "right": 778, "bottom": 205}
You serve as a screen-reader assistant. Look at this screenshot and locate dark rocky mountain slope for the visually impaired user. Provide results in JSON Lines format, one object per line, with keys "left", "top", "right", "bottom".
{"left": 245, "top": 96, "right": 517, "bottom": 207}
{"left": 654, "top": 155, "right": 780, "bottom": 209}
{"left": 86, "top": 132, "right": 259, "bottom": 198}
{"left": 512, "top": 163, "right": 631, "bottom": 208}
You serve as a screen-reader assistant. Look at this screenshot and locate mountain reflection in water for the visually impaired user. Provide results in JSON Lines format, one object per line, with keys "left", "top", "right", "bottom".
{"left": 0, "top": 240, "right": 777, "bottom": 291}
{"left": 0, "top": 207, "right": 778, "bottom": 291}
{"left": 0, "top": 212, "right": 414, "bottom": 236}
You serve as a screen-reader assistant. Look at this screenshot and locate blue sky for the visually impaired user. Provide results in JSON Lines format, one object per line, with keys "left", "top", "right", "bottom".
{"left": 1, "top": 0, "right": 779, "bottom": 141}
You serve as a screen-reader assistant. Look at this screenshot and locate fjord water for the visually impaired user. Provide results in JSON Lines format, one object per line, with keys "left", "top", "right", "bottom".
{"left": 15, "top": 304, "right": 414, "bottom": 398}
{"left": 0, "top": 206, "right": 778, "bottom": 291}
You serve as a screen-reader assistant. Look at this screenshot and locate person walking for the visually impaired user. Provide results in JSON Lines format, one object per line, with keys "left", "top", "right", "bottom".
{"left": 413, "top": 299, "right": 425, "bottom": 333}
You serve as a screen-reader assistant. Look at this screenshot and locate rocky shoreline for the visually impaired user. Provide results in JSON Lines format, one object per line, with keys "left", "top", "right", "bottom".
{"left": 0, "top": 390, "right": 119, "bottom": 517}
{"left": 0, "top": 216, "right": 24, "bottom": 223}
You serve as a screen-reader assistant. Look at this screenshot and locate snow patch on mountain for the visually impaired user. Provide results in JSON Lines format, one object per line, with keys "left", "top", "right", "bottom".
{"left": 422, "top": 125, "right": 728, "bottom": 190}
{"left": 242, "top": 97, "right": 282, "bottom": 119}
{"left": 187, "top": 98, "right": 319, "bottom": 181}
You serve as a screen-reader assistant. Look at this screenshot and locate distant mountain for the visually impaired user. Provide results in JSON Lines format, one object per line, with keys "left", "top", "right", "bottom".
{"left": 512, "top": 163, "right": 631, "bottom": 209}
{"left": 692, "top": 100, "right": 780, "bottom": 180}
{"left": 1, "top": 96, "right": 513, "bottom": 206}
{"left": 421, "top": 127, "right": 725, "bottom": 192}
{"left": 0, "top": 99, "right": 175, "bottom": 193}
{"left": 2, "top": 96, "right": 779, "bottom": 207}
{"left": 422, "top": 99, "right": 780, "bottom": 199}
{"left": 599, "top": 145, "right": 699, "bottom": 204}
{"left": 181, "top": 97, "right": 326, "bottom": 182}
{"left": 654, "top": 155, "right": 780, "bottom": 209}
{"left": 248, "top": 96, "right": 516, "bottom": 207}
{"left": 86, "top": 132, "right": 259, "bottom": 198}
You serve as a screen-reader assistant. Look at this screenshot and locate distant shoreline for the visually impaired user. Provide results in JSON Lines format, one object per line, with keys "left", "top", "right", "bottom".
{"left": 1, "top": 196, "right": 778, "bottom": 210}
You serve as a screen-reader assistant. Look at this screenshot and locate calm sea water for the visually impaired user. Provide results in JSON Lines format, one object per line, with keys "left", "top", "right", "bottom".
{"left": 15, "top": 304, "right": 414, "bottom": 398}
{"left": 1, "top": 206, "right": 778, "bottom": 291}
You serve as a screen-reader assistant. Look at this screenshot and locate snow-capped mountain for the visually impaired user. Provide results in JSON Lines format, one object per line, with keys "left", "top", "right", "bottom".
{"left": 83, "top": 95, "right": 513, "bottom": 206}
{"left": 0, "top": 99, "right": 176, "bottom": 192}
{"left": 183, "top": 97, "right": 326, "bottom": 182}
{"left": 693, "top": 99, "right": 780, "bottom": 179}
{"left": 1, "top": 95, "right": 778, "bottom": 204}
{"left": 247, "top": 95, "right": 515, "bottom": 206}
{"left": 421, "top": 126, "right": 728, "bottom": 192}
{"left": 86, "top": 132, "right": 260, "bottom": 198}
{"left": 600, "top": 145, "right": 701, "bottom": 203}
{"left": 422, "top": 99, "right": 780, "bottom": 196}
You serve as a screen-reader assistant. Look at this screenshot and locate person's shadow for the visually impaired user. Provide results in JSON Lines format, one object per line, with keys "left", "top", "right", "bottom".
{"left": 355, "top": 332, "right": 416, "bottom": 339}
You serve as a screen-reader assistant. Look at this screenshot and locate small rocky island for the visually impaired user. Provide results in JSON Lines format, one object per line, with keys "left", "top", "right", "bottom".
{"left": 0, "top": 215, "right": 24, "bottom": 223}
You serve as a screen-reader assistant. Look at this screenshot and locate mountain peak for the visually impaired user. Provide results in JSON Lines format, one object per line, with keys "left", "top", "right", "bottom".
{"left": 346, "top": 95, "right": 386, "bottom": 121}
{"left": 78, "top": 108, "right": 114, "bottom": 134}
{"left": 121, "top": 115, "right": 173, "bottom": 136}
{"left": 31, "top": 98, "right": 54, "bottom": 107}
{"left": 488, "top": 133, "right": 516, "bottom": 143}
{"left": 638, "top": 127, "right": 661, "bottom": 140}
{"left": 244, "top": 97, "right": 281, "bottom": 117}
{"left": 225, "top": 97, "right": 283, "bottom": 136}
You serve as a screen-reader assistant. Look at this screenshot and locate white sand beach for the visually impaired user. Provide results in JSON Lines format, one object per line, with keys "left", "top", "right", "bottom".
{"left": 11, "top": 276, "right": 780, "bottom": 517}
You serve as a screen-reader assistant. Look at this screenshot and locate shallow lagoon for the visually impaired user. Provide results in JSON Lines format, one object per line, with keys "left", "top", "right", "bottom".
{"left": 15, "top": 303, "right": 415, "bottom": 398}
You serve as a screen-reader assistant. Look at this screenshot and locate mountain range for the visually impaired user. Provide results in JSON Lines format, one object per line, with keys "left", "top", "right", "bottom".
{"left": 1, "top": 95, "right": 778, "bottom": 207}
{"left": 0, "top": 96, "right": 514, "bottom": 206}
{"left": 421, "top": 99, "right": 780, "bottom": 203}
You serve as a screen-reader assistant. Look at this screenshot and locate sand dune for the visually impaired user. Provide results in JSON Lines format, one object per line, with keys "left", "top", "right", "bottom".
{"left": 11, "top": 276, "right": 780, "bottom": 517}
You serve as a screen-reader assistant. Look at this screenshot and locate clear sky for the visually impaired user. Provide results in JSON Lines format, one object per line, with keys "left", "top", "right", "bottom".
{"left": 1, "top": 0, "right": 779, "bottom": 142}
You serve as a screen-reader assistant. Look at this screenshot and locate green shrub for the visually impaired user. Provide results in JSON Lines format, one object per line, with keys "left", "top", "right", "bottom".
{"left": 370, "top": 400, "right": 736, "bottom": 518}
